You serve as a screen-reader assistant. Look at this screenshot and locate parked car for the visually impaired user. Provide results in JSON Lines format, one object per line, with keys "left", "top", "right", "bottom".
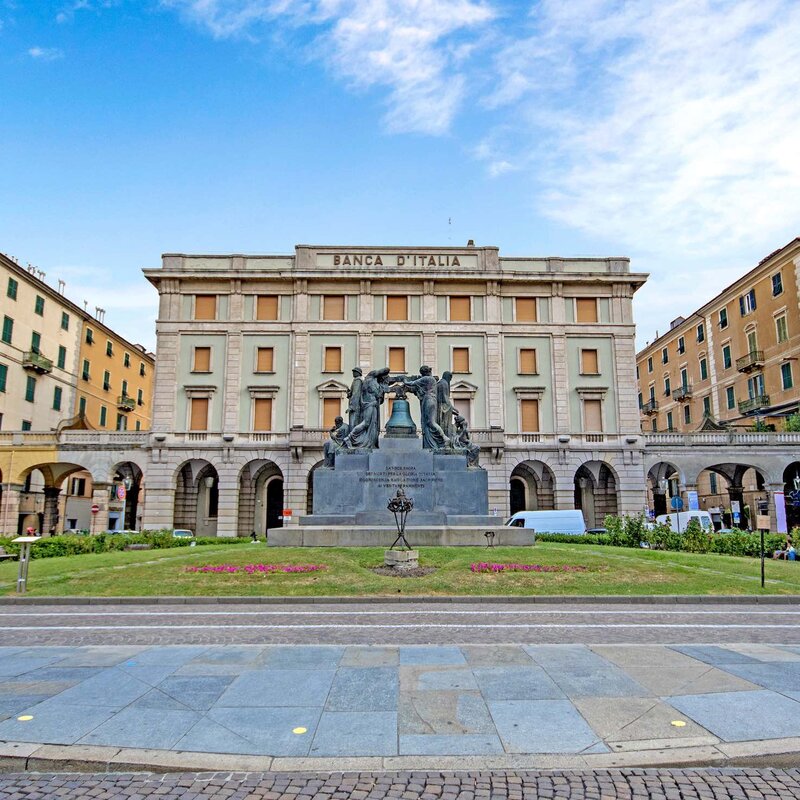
{"left": 655, "top": 510, "right": 713, "bottom": 533}
{"left": 586, "top": 527, "right": 607, "bottom": 535}
{"left": 171, "top": 529, "right": 195, "bottom": 539}
{"left": 505, "top": 510, "right": 587, "bottom": 535}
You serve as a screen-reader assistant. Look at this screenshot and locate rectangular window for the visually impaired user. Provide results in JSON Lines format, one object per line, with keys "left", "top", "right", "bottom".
{"left": 34, "top": 295, "right": 44, "bottom": 315}
{"left": 649, "top": 384, "right": 655, "bottom": 402}
{"left": 256, "top": 295, "right": 279, "bottom": 321}
{"left": 388, "top": 347, "right": 406, "bottom": 372}
{"left": 322, "top": 397, "right": 340, "bottom": 428}
{"left": 2, "top": 316, "right": 13, "bottom": 344}
{"left": 580, "top": 348, "right": 599, "bottom": 374}
{"left": 135, "top": 420, "right": 141, "bottom": 431}
{"left": 256, "top": 347, "right": 274, "bottom": 372}
{"left": 583, "top": 399, "right": 603, "bottom": 431}
{"left": 194, "top": 295, "right": 216, "bottom": 320}
{"left": 722, "top": 344, "right": 731, "bottom": 369}
{"left": 647, "top": 356, "right": 653, "bottom": 373}
{"left": 106, "top": 340, "right": 113, "bottom": 356}
{"left": 666, "top": 411, "right": 674, "bottom": 431}
{"left": 322, "top": 295, "right": 345, "bottom": 321}
{"left": 85, "top": 328, "right": 94, "bottom": 344}
{"left": 452, "top": 347, "right": 470, "bottom": 372}
{"left": 323, "top": 346, "right": 342, "bottom": 372}
{"left": 772, "top": 273, "right": 783, "bottom": 296}
{"left": 386, "top": 296, "right": 408, "bottom": 321}
{"left": 6, "top": 277, "right": 17, "bottom": 300}
{"left": 710, "top": 473, "right": 718, "bottom": 494}
{"left": 700, "top": 358, "right": 708, "bottom": 380}
{"left": 53, "top": 386, "right": 62, "bottom": 410}
{"left": 103, "top": 370, "right": 111, "bottom": 391}
{"left": 664, "top": 377, "right": 671, "bottom": 396}
{"left": 253, "top": 397, "right": 273, "bottom": 430}
{"left": 782, "top": 362, "right": 794, "bottom": 390}
{"left": 740, "top": 288, "right": 757, "bottom": 315}
{"left": 0, "top": 363, "right": 6, "bottom": 392}
{"left": 515, "top": 298, "right": 537, "bottom": 322}
{"left": 726, "top": 386, "right": 735, "bottom": 409}
{"left": 703, "top": 396, "right": 710, "bottom": 416}
{"left": 71, "top": 477, "right": 86, "bottom": 496}
{"left": 747, "top": 329, "right": 758, "bottom": 353}
{"left": 661, "top": 347, "right": 669, "bottom": 364}
{"left": 121, "top": 379, "right": 128, "bottom": 397}
{"left": 680, "top": 367, "right": 688, "bottom": 388}
{"left": 677, "top": 336, "right": 685, "bottom": 354}
{"left": 30, "top": 331, "right": 41, "bottom": 354}
{"left": 576, "top": 298, "right": 598, "bottom": 323}
{"left": 116, "top": 413, "right": 127, "bottom": 431}
{"left": 25, "top": 375, "right": 35, "bottom": 402}
{"left": 776, "top": 315, "right": 788, "bottom": 343}
{"left": 193, "top": 347, "right": 211, "bottom": 372}
{"left": 139, "top": 362, "right": 145, "bottom": 377}
{"left": 519, "top": 348, "right": 538, "bottom": 375}
{"left": 79, "top": 396, "right": 86, "bottom": 415}
{"left": 696, "top": 323, "right": 705, "bottom": 343}
{"left": 683, "top": 404, "right": 691, "bottom": 424}
{"left": 520, "top": 399, "right": 540, "bottom": 432}
{"left": 21, "top": 420, "right": 31, "bottom": 431}
{"left": 449, "top": 296, "right": 471, "bottom": 321}
{"left": 137, "top": 388, "right": 143, "bottom": 406}
{"left": 99, "top": 405, "right": 107, "bottom": 427}
{"left": 719, "top": 308, "right": 728, "bottom": 329}
{"left": 651, "top": 419, "right": 658, "bottom": 432}
{"left": 124, "top": 352, "right": 130, "bottom": 368}
{"left": 189, "top": 397, "right": 209, "bottom": 430}
{"left": 61, "top": 311, "right": 69, "bottom": 331}
{"left": 638, "top": 392, "right": 643, "bottom": 409}
{"left": 82, "top": 359, "right": 90, "bottom": 381}
{"left": 56, "top": 345, "right": 66, "bottom": 370}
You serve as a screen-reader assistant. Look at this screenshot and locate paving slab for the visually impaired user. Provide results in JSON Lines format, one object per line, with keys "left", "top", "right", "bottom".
{"left": 717, "top": 660, "right": 800, "bottom": 691}
{"left": 670, "top": 645, "right": 763, "bottom": 665}
{"left": 125, "top": 645, "right": 213, "bottom": 666}
{"left": 622, "top": 664, "right": 759, "bottom": 695}
{"left": 399, "top": 646, "right": 467, "bottom": 665}
{"left": 206, "top": 706, "right": 322, "bottom": 756}
{"left": 310, "top": 710, "right": 397, "bottom": 756}
{"left": 590, "top": 644, "right": 707, "bottom": 669}
{"left": 547, "top": 665, "right": 650, "bottom": 698}
{"left": 216, "top": 668, "right": 335, "bottom": 707}
{"left": 460, "top": 645, "right": 534, "bottom": 666}
{"left": 186, "top": 645, "right": 266, "bottom": 666}
{"left": 398, "top": 691, "right": 494, "bottom": 735}
{"left": 46, "top": 668, "right": 152, "bottom": 708}
{"left": 399, "top": 733, "right": 505, "bottom": 755}
{"left": 78, "top": 706, "right": 200, "bottom": 749}
{"left": 174, "top": 717, "right": 262, "bottom": 755}
{"left": 55, "top": 646, "right": 147, "bottom": 666}
{"left": 473, "top": 666, "right": 564, "bottom": 700}
{"left": 0, "top": 700, "right": 116, "bottom": 744}
{"left": 340, "top": 646, "right": 399, "bottom": 667}
{"left": 723, "top": 643, "right": 800, "bottom": 662}
{"left": 325, "top": 666, "right": 398, "bottom": 711}
{"left": 415, "top": 668, "right": 478, "bottom": 692}
{"left": 0, "top": 655, "right": 62, "bottom": 676}
{"left": 157, "top": 674, "right": 234, "bottom": 711}
{"left": 261, "top": 645, "right": 344, "bottom": 669}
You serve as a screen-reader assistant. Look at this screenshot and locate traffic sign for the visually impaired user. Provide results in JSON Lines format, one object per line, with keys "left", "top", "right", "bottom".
{"left": 670, "top": 496, "right": 684, "bottom": 511}
{"left": 91, "top": 504, "right": 100, "bottom": 514}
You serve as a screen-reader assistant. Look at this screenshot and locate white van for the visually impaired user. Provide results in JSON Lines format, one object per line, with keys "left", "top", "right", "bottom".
{"left": 655, "top": 510, "right": 713, "bottom": 533}
{"left": 505, "top": 510, "right": 587, "bottom": 535}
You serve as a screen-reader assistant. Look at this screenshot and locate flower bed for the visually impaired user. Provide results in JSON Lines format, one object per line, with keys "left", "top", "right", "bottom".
{"left": 185, "top": 563, "right": 326, "bottom": 574}
{"left": 470, "top": 563, "right": 588, "bottom": 573}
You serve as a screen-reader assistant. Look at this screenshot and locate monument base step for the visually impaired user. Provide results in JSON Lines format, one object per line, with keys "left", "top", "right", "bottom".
{"left": 267, "top": 526, "right": 532, "bottom": 547}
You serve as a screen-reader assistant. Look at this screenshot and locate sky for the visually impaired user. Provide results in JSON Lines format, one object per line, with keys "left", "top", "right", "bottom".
{"left": 1, "top": 0, "right": 799, "bottom": 353}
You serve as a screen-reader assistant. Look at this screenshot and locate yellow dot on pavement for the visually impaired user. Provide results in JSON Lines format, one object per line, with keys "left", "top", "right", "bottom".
{"left": 292, "top": 727, "right": 307, "bottom": 735}
{"left": 17, "top": 716, "right": 33, "bottom": 722}
{"left": 671, "top": 720, "right": 687, "bottom": 727}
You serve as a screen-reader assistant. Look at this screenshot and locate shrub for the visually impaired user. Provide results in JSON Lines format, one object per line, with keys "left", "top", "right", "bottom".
{"left": 682, "top": 520, "right": 712, "bottom": 553}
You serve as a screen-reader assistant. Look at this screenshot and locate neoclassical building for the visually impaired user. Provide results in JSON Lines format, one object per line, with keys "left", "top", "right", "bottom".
{"left": 139, "top": 244, "right": 649, "bottom": 537}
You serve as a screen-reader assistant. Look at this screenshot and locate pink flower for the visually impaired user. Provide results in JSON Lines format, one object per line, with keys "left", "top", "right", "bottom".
{"left": 469, "top": 563, "right": 587, "bottom": 574}
{"left": 185, "top": 564, "right": 326, "bottom": 574}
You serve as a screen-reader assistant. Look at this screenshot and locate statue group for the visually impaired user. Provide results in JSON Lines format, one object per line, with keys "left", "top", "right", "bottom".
{"left": 322, "top": 365, "right": 480, "bottom": 468}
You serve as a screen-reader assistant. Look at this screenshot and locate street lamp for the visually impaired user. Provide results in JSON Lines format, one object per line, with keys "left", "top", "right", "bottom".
{"left": 122, "top": 476, "right": 133, "bottom": 531}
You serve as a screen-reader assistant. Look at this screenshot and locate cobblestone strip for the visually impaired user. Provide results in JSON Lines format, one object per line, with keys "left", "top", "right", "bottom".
{"left": 1, "top": 769, "right": 799, "bottom": 800}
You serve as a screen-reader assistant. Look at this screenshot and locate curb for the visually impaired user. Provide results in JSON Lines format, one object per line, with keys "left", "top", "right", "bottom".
{"left": 1, "top": 739, "right": 800, "bottom": 773}
{"left": 1, "top": 595, "right": 800, "bottom": 605}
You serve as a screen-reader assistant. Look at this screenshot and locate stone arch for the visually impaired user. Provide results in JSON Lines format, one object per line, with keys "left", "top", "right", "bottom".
{"left": 697, "top": 462, "right": 769, "bottom": 530}
{"left": 17, "top": 461, "right": 90, "bottom": 536}
{"left": 509, "top": 460, "right": 556, "bottom": 515}
{"left": 238, "top": 460, "right": 285, "bottom": 537}
{"left": 574, "top": 461, "right": 619, "bottom": 528}
{"left": 646, "top": 461, "right": 683, "bottom": 517}
{"left": 306, "top": 460, "right": 325, "bottom": 514}
{"left": 109, "top": 461, "right": 145, "bottom": 531}
{"left": 783, "top": 461, "right": 800, "bottom": 530}
{"left": 173, "top": 459, "right": 219, "bottom": 537}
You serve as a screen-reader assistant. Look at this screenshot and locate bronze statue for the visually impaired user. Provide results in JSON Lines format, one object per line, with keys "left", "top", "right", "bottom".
{"left": 344, "top": 367, "right": 391, "bottom": 449}
{"left": 453, "top": 413, "right": 480, "bottom": 467}
{"left": 403, "top": 366, "right": 448, "bottom": 449}
{"left": 322, "top": 416, "right": 351, "bottom": 467}
{"left": 436, "top": 370, "right": 456, "bottom": 442}
{"left": 346, "top": 367, "right": 364, "bottom": 430}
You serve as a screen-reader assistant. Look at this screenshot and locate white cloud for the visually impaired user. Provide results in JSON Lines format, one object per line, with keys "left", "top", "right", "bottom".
{"left": 28, "top": 46, "right": 64, "bottom": 61}
{"left": 163, "top": 0, "right": 495, "bottom": 134}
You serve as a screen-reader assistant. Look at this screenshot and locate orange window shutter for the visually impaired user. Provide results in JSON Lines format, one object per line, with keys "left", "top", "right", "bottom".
{"left": 195, "top": 295, "right": 216, "bottom": 320}
{"left": 583, "top": 399, "right": 603, "bottom": 431}
{"left": 323, "top": 397, "right": 340, "bottom": 428}
{"left": 323, "top": 295, "right": 345, "bottom": 320}
{"left": 581, "top": 349, "right": 599, "bottom": 374}
{"left": 576, "top": 298, "right": 598, "bottom": 323}
{"left": 253, "top": 398, "right": 272, "bottom": 430}
{"left": 520, "top": 399, "right": 539, "bottom": 432}
{"left": 519, "top": 349, "right": 537, "bottom": 374}
{"left": 516, "top": 298, "right": 537, "bottom": 322}
{"left": 324, "top": 347, "right": 342, "bottom": 372}
{"left": 256, "top": 295, "right": 279, "bottom": 320}
{"left": 256, "top": 347, "right": 274, "bottom": 372}
{"left": 386, "top": 296, "right": 408, "bottom": 321}
{"left": 189, "top": 397, "right": 209, "bottom": 431}
{"left": 193, "top": 347, "right": 210, "bottom": 372}
{"left": 452, "top": 348, "right": 470, "bottom": 372}
{"left": 388, "top": 347, "right": 405, "bottom": 372}
{"left": 450, "top": 296, "right": 471, "bottom": 321}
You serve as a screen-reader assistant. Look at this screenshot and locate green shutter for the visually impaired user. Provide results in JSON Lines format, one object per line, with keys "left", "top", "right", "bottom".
{"left": 0, "top": 363, "right": 7, "bottom": 392}
{"left": 57, "top": 346, "right": 67, "bottom": 369}
{"left": 2, "top": 316, "right": 12, "bottom": 344}
{"left": 25, "top": 375, "right": 36, "bottom": 402}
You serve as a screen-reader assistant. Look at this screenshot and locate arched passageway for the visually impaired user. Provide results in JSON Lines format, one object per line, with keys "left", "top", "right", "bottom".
{"left": 238, "top": 461, "right": 284, "bottom": 537}
{"left": 646, "top": 462, "right": 682, "bottom": 517}
{"left": 574, "top": 462, "right": 619, "bottom": 528}
{"left": 110, "top": 461, "right": 145, "bottom": 531}
{"left": 174, "top": 460, "right": 219, "bottom": 537}
{"left": 509, "top": 461, "right": 556, "bottom": 515}
{"left": 306, "top": 461, "right": 324, "bottom": 515}
{"left": 784, "top": 462, "right": 800, "bottom": 530}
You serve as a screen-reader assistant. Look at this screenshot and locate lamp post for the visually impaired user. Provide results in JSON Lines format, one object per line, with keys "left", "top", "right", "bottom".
{"left": 121, "top": 476, "right": 133, "bottom": 531}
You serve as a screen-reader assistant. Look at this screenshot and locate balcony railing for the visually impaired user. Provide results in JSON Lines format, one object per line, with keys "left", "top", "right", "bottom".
{"left": 22, "top": 351, "right": 53, "bottom": 374}
{"left": 672, "top": 384, "right": 693, "bottom": 402}
{"left": 116, "top": 395, "right": 136, "bottom": 412}
{"left": 738, "top": 394, "right": 770, "bottom": 414}
{"left": 736, "top": 350, "right": 764, "bottom": 372}
{"left": 641, "top": 399, "right": 658, "bottom": 415}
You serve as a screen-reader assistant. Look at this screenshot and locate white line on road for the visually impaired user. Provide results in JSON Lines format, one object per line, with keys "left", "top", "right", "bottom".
{"left": 2, "top": 623, "right": 800, "bottom": 630}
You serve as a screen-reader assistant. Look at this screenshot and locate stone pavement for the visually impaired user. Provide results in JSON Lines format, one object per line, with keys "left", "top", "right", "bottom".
{"left": 1, "top": 769, "right": 800, "bottom": 799}
{"left": 2, "top": 643, "right": 800, "bottom": 766}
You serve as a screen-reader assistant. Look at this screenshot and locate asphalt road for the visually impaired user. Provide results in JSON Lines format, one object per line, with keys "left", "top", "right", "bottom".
{"left": 2, "top": 601, "right": 800, "bottom": 645}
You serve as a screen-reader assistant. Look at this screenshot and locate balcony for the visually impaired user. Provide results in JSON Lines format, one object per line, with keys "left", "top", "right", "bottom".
{"left": 641, "top": 399, "right": 658, "bottom": 415}
{"left": 672, "top": 384, "right": 693, "bottom": 402}
{"left": 22, "top": 351, "right": 53, "bottom": 374}
{"left": 736, "top": 350, "right": 764, "bottom": 373}
{"left": 116, "top": 395, "right": 136, "bottom": 412}
{"left": 738, "top": 394, "right": 770, "bottom": 414}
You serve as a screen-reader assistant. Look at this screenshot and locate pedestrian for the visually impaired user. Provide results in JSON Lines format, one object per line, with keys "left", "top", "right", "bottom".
{"left": 773, "top": 533, "right": 794, "bottom": 560}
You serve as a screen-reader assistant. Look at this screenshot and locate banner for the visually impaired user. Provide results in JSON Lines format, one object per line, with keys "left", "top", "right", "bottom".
{"left": 687, "top": 490, "right": 699, "bottom": 511}
{"left": 775, "top": 491, "right": 788, "bottom": 534}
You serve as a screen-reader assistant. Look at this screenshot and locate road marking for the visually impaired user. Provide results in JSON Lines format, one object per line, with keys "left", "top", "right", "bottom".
{"left": 2, "top": 623, "right": 800, "bottom": 630}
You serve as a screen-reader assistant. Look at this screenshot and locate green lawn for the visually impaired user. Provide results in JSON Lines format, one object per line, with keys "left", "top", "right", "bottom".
{"left": 1, "top": 542, "right": 799, "bottom": 596}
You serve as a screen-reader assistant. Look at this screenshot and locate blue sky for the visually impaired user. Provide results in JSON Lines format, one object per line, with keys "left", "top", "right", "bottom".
{"left": 2, "top": 0, "right": 798, "bottom": 352}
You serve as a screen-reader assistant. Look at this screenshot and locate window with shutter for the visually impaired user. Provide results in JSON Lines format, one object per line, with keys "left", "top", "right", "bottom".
{"left": 323, "top": 295, "right": 345, "bottom": 320}
{"left": 324, "top": 346, "right": 342, "bottom": 372}
{"left": 520, "top": 399, "right": 539, "bottom": 432}
{"left": 189, "top": 397, "right": 209, "bottom": 430}
{"left": 253, "top": 398, "right": 273, "bottom": 430}
{"left": 453, "top": 397, "right": 471, "bottom": 424}
{"left": 515, "top": 298, "right": 537, "bottom": 322}
{"left": 449, "top": 297, "right": 471, "bottom": 321}
{"left": 388, "top": 347, "right": 405, "bottom": 372}
{"left": 583, "top": 399, "right": 603, "bottom": 431}
{"left": 323, "top": 397, "right": 341, "bottom": 428}
{"left": 386, "top": 296, "right": 408, "bottom": 321}
{"left": 580, "top": 349, "right": 599, "bottom": 374}
{"left": 194, "top": 295, "right": 216, "bottom": 320}
{"left": 519, "top": 348, "right": 537, "bottom": 374}
{"left": 256, "top": 347, "right": 274, "bottom": 372}
{"left": 576, "top": 298, "right": 598, "bottom": 323}
{"left": 256, "top": 295, "right": 279, "bottom": 320}
{"left": 452, "top": 347, "right": 470, "bottom": 372}
{"left": 193, "top": 347, "right": 211, "bottom": 372}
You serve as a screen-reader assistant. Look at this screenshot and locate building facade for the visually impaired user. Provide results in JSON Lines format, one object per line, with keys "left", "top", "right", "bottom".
{"left": 140, "top": 244, "right": 649, "bottom": 537}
